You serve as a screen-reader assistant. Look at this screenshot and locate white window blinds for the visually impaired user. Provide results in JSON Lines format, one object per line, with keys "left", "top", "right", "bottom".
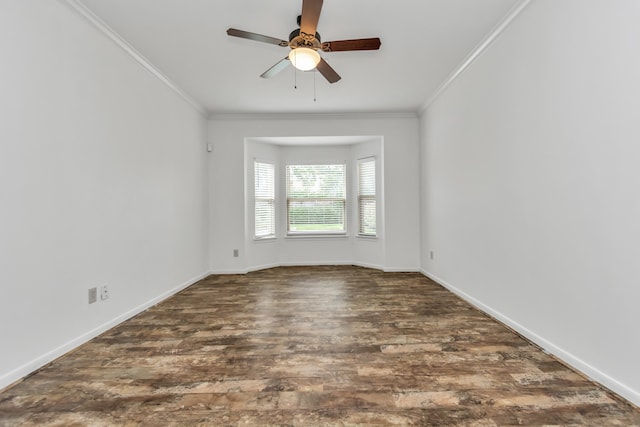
{"left": 286, "top": 164, "right": 346, "bottom": 234}
{"left": 254, "top": 161, "right": 275, "bottom": 238}
{"left": 358, "top": 158, "right": 376, "bottom": 236}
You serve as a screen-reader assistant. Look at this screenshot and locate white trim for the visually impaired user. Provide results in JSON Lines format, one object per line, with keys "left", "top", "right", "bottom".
{"left": 253, "top": 236, "right": 277, "bottom": 242}
{"left": 418, "top": 0, "right": 532, "bottom": 115}
{"left": 420, "top": 269, "right": 640, "bottom": 407}
{"left": 211, "top": 263, "right": 359, "bottom": 275}
{"left": 253, "top": 159, "right": 276, "bottom": 240}
{"left": 384, "top": 267, "right": 421, "bottom": 273}
{"left": 272, "top": 261, "right": 388, "bottom": 271}
{"left": 284, "top": 233, "right": 348, "bottom": 239}
{"left": 248, "top": 263, "right": 394, "bottom": 273}
{"left": 0, "top": 271, "right": 209, "bottom": 392}
{"left": 278, "top": 261, "right": 355, "bottom": 267}
{"left": 352, "top": 262, "right": 384, "bottom": 271}
{"left": 247, "top": 263, "right": 281, "bottom": 273}
{"left": 356, "top": 156, "right": 376, "bottom": 162}
{"left": 355, "top": 235, "right": 378, "bottom": 240}
{"left": 208, "top": 269, "right": 250, "bottom": 275}
{"left": 210, "top": 112, "right": 418, "bottom": 121}
{"left": 357, "top": 156, "right": 377, "bottom": 238}
{"left": 285, "top": 162, "right": 348, "bottom": 236}
{"left": 212, "top": 262, "right": 416, "bottom": 275}
{"left": 59, "top": 0, "right": 207, "bottom": 117}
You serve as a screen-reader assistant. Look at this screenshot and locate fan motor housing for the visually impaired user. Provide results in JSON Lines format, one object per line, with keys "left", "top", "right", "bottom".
{"left": 288, "top": 29, "right": 321, "bottom": 50}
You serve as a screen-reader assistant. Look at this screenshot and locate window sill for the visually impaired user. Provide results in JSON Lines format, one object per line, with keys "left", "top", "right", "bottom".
{"left": 356, "top": 234, "right": 378, "bottom": 240}
{"left": 285, "top": 232, "right": 348, "bottom": 239}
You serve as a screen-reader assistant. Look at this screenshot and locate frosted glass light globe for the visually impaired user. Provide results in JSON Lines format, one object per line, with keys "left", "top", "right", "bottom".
{"left": 289, "top": 47, "right": 321, "bottom": 71}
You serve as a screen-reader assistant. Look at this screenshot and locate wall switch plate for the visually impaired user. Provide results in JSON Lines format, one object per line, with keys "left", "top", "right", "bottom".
{"left": 88, "top": 287, "right": 97, "bottom": 304}
{"left": 430, "top": 251, "right": 434, "bottom": 260}
{"left": 233, "top": 249, "right": 239, "bottom": 257}
{"left": 100, "top": 285, "right": 109, "bottom": 301}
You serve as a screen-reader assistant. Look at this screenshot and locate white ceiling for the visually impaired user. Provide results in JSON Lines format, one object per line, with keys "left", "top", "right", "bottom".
{"left": 77, "top": 0, "right": 519, "bottom": 115}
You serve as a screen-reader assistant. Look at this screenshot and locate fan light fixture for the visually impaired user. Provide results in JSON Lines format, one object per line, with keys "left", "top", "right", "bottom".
{"left": 288, "top": 47, "right": 320, "bottom": 71}
{"left": 227, "top": 0, "right": 382, "bottom": 84}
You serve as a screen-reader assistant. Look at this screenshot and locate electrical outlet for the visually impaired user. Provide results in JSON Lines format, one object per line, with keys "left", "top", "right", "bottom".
{"left": 100, "top": 285, "right": 109, "bottom": 301}
{"left": 88, "top": 287, "right": 97, "bottom": 304}
{"left": 233, "top": 249, "right": 239, "bottom": 257}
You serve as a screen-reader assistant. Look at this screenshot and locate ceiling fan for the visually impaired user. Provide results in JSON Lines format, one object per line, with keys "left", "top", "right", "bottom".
{"left": 226, "top": 0, "right": 381, "bottom": 83}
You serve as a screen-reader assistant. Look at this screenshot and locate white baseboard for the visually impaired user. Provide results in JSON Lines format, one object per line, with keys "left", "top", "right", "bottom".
{"left": 420, "top": 269, "right": 640, "bottom": 408}
{"left": 0, "top": 271, "right": 209, "bottom": 392}
{"left": 209, "top": 269, "right": 250, "bottom": 275}
{"left": 278, "top": 261, "right": 355, "bottom": 267}
{"left": 211, "top": 262, "right": 417, "bottom": 274}
{"left": 384, "top": 267, "right": 421, "bottom": 273}
{"left": 247, "top": 263, "right": 279, "bottom": 273}
{"left": 353, "top": 262, "right": 384, "bottom": 271}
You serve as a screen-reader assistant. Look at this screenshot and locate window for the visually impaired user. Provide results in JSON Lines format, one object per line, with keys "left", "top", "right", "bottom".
{"left": 358, "top": 158, "right": 376, "bottom": 236}
{"left": 286, "top": 164, "right": 346, "bottom": 234}
{"left": 254, "top": 161, "right": 275, "bottom": 238}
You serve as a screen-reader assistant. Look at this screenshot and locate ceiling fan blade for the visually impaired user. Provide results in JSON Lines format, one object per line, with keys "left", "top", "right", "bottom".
{"left": 315, "top": 58, "right": 341, "bottom": 83}
{"left": 321, "top": 38, "right": 381, "bottom": 52}
{"left": 300, "top": 0, "right": 323, "bottom": 36}
{"left": 260, "top": 57, "right": 290, "bottom": 79}
{"left": 227, "top": 28, "right": 288, "bottom": 47}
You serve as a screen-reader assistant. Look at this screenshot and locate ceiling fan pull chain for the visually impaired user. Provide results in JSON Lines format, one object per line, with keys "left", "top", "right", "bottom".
{"left": 293, "top": 50, "right": 298, "bottom": 89}
{"left": 314, "top": 69, "right": 317, "bottom": 102}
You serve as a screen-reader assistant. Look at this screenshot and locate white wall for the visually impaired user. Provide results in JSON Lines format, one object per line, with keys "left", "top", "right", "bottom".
{"left": 0, "top": 1, "right": 209, "bottom": 388}
{"left": 209, "top": 115, "right": 420, "bottom": 273}
{"left": 420, "top": 0, "right": 640, "bottom": 405}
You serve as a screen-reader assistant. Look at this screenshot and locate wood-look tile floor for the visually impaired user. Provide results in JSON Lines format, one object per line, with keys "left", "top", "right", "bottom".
{"left": 1, "top": 266, "right": 639, "bottom": 426}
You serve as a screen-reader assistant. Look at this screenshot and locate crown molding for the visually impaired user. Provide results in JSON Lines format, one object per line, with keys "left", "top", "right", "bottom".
{"left": 418, "top": 0, "right": 532, "bottom": 116}
{"left": 209, "top": 111, "right": 418, "bottom": 121}
{"left": 59, "top": 0, "right": 207, "bottom": 117}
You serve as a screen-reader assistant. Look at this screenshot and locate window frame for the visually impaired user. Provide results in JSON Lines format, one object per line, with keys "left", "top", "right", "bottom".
{"left": 357, "top": 157, "right": 377, "bottom": 237}
{"left": 253, "top": 159, "right": 276, "bottom": 240}
{"left": 285, "top": 162, "right": 347, "bottom": 237}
